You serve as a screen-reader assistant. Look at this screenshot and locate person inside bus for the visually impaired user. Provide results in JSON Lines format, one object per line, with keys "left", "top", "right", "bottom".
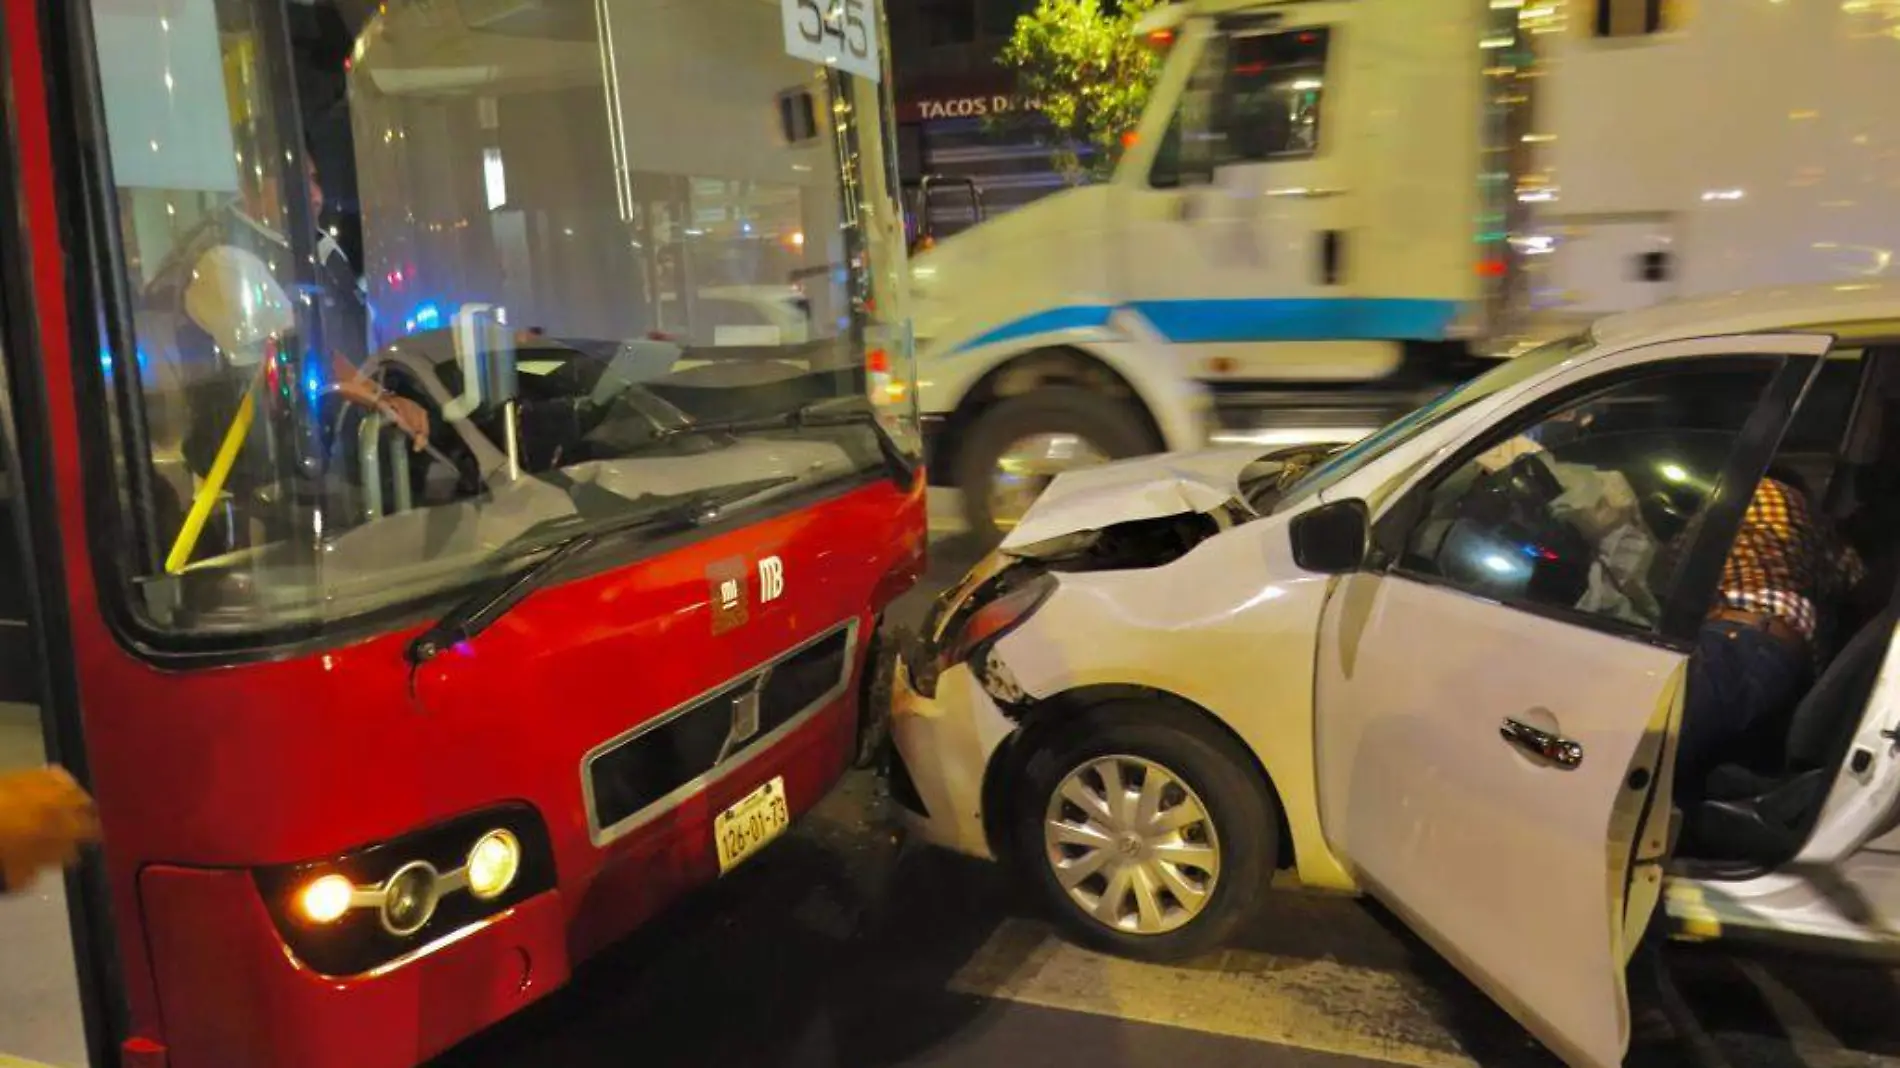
{"left": 0, "top": 766, "right": 99, "bottom": 894}
{"left": 142, "top": 125, "right": 429, "bottom": 525}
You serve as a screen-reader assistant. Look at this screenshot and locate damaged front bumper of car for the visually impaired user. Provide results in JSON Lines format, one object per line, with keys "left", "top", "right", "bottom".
{"left": 889, "top": 445, "right": 1324, "bottom": 860}
{"left": 888, "top": 651, "right": 1019, "bottom": 860}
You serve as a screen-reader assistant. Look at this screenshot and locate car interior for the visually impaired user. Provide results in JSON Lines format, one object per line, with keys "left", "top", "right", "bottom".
{"left": 1675, "top": 342, "right": 1900, "bottom": 872}
{"left": 1395, "top": 341, "right": 1900, "bottom": 874}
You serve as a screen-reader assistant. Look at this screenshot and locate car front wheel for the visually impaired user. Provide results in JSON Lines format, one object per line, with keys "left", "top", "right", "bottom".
{"left": 1011, "top": 703, "right": 1278, "bottom": 962}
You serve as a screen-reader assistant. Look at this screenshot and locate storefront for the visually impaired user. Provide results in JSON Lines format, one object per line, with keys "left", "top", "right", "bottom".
{"left": 896, "top": 76, "right": 1080, "bottom": 236}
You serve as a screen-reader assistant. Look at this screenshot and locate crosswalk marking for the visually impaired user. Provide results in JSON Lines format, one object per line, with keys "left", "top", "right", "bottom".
{"left": 949, "top": 918, "right": 1482, "bottom": 1068}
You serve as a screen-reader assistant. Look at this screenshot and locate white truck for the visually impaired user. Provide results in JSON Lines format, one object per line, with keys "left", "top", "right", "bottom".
{"left": 909, "top": 0, "right": 1900, "bottom": 539}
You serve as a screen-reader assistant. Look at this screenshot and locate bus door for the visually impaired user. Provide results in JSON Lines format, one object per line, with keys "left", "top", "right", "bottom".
{"left": 0, "top": 428, "right": 30, "bottom": 704}
{"left": 0, "top": 318, "right": 92, "bottom": 1068}
{"left": 2, "top": 0, "right": 154, "bottom": 1062}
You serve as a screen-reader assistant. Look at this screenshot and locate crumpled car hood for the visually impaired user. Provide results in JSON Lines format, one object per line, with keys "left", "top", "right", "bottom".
{"left": 999, "top": 447, "right": 1277, "bottom": 552}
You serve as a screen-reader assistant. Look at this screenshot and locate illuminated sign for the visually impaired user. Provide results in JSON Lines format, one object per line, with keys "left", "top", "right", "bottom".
{"left": 900, "top": 91, "right": 1037, "bottom": 124}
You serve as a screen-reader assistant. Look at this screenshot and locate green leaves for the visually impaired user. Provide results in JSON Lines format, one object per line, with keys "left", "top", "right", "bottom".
{"left": 996, "top": 0, "right": 1165, "bottom": 184}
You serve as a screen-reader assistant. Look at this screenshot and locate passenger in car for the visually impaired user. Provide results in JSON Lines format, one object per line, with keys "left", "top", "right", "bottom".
{"left": 1677, "top": 477, "right": 1864, "bottom": 802}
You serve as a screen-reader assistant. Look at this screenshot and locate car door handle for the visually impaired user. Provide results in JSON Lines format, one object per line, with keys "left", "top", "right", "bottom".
{"left": 1500, "top": 717, "right": 1584, "bottom": 769}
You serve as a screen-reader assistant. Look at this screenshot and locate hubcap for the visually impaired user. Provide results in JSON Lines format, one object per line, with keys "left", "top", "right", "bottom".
{"left": 1042, "top": 755, "right": 1221, "bottom": 936}
{"left": 988, "top": 433, "right": 1109, "bottom": 532}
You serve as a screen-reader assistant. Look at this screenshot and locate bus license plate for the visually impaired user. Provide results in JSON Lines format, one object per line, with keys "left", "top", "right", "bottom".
{"left": 714, "top": 776, "right": 791, "bottom": 873}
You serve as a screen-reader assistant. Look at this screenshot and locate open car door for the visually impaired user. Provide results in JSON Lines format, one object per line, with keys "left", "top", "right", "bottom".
{"left": 1311, "top": 332, "right": 1836, "bottom": 1065}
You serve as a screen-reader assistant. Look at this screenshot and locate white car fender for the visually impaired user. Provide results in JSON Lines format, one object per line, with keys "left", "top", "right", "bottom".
{"left": 988, "top": 521, "right": 1358, "bottom": 893}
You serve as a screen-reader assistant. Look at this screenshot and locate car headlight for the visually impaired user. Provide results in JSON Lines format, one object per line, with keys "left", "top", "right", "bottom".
{"left": 942, "top": 571, "right": 1057, "bottom": 670}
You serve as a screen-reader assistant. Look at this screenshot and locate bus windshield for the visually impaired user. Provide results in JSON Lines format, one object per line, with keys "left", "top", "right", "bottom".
{"left": 86, "top": 0, "right": 917, "bottom": 640}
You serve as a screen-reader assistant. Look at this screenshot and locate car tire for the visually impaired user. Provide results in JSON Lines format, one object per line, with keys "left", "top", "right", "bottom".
{"left": 1010, "top": 701, "right": 1278, "bottom": 962}
{"left": 956, "top": 386, "right": 1160, "bottom": 548}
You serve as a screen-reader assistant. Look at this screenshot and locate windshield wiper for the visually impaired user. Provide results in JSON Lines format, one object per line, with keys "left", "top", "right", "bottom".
{"left": 405, "top": 476, "right": 795, "bottom": 666}
{"left": 653, "top": 398, "right": 918, "bottom": 488}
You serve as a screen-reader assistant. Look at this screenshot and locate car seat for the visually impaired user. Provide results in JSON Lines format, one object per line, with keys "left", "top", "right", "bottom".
{"left": 1681, "top": 607, "right": 1896, "bottom": 865}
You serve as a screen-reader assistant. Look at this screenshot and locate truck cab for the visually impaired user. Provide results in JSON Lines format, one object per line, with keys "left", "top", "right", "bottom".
{"left": 912, "top": 0, "right": 1900, "bottom": 541}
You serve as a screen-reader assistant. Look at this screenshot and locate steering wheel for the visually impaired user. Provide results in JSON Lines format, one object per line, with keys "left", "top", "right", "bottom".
{"left": 328, "top": 375, "right": 482, "bottom": 511}
{"left": 1459, "top": 452, "right": 1566, "bottom": 528}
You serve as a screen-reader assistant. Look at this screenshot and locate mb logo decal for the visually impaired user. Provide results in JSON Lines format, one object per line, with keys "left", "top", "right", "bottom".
{"left": 759, "top": 555, "right": 786, "bottom": 603}
{"left": 706, "top": 556, "right": 748, "bottom": 635}
{"left": 707, "top": 555, "right": 786, "bottom": 633}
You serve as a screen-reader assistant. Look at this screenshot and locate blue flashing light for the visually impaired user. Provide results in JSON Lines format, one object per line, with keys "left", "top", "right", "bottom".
{"left": 102, "top": 347, "right": 155, "bottom": 378}
{"left": 413, "top": 301, "right": 442, "bottom": 331}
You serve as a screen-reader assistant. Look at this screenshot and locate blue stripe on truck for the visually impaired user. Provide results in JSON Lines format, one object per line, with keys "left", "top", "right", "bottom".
{"left": 949, "top": 304, "right": 1117, "bottom": 354}
{"left": 946, "top": 297, "right": 1460, "bottom": 354}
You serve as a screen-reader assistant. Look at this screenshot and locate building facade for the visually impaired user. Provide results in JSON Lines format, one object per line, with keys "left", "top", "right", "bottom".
{"left": 887, "top": 0, "right": 1076, "bottom": 235}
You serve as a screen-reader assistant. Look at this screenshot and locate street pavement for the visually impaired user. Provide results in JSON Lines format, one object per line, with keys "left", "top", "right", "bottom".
{"left": 435, "top": 764, "right": 1900, "bottom": 1068}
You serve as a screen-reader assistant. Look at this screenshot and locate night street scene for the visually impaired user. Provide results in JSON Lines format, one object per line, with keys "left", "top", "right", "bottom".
{"left": 8, "top": 2, "right": 1900, "bottom": 1067}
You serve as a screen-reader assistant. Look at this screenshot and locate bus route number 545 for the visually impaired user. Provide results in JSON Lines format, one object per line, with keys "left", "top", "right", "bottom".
{"left": 782, "top": 0, "right": 882, "bottom": 82}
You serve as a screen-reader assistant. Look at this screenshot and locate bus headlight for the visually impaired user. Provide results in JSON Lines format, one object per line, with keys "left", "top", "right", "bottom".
{"left": 296, "top": 873, "right": 355, "bottom": 925}
{"left": 465, "top": 829, "right": 521, "bottom": 900}
{"left": 380, "top": 862, "right": 441, "bottom": 936}
{"left": 254, "top": 805, "right": 555, "bottom": 978}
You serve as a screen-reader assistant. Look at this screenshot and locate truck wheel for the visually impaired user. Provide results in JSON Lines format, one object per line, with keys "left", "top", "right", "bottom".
{"left": 1010, "top": 702, "right": 1277, "bottom": 962}
{"left": 956, "top": 387, "right": 1159, "bottom": 545}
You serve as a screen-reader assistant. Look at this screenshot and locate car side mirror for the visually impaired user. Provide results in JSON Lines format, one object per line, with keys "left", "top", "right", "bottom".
{"left": 1289, "top": 499, "right": 1370, "bottom": 575}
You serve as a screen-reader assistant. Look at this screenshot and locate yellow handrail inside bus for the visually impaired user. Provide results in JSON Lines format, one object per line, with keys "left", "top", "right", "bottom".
{"left": 165, "top": 376, "right": 258, "bottom": 574}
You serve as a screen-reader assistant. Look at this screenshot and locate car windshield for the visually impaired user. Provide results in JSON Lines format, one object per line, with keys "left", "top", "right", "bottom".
{"left": 84, "top": 0, "right": 919, "bottom": 638}
{"left": 1272, "top": 333, "right": 1596, "bottom": 512}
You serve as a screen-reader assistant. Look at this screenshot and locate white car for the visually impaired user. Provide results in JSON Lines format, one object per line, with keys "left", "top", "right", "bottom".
{"left": 889, "top": 282, "right": 1900, "bottom": 1068}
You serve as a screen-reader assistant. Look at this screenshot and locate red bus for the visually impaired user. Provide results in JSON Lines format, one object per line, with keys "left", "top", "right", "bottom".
{"left": 0, "top": 0, "right": 923, "bottom": 1064}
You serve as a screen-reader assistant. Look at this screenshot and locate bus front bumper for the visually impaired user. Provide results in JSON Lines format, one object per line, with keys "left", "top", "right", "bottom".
{"left": 136, "top": 865, "right": 569, "bottom": 1068}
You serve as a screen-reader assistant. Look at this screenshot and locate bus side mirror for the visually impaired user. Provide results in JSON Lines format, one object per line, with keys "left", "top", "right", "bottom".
{"left": 1289, "top": 498, "right": 1369, "bottom": 574}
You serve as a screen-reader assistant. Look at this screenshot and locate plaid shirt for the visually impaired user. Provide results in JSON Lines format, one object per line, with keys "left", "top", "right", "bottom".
{"left": 1714, "top": 477, "right": 1865, "bottom": 649}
